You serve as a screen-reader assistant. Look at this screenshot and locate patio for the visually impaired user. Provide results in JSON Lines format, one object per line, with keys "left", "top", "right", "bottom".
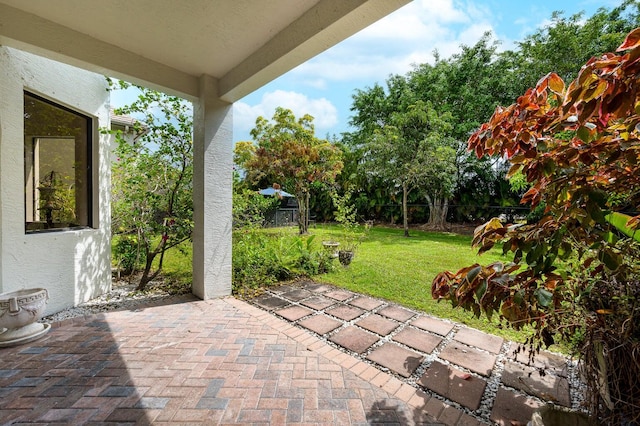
{"left": 0, "top": 281, "right": 580, "bottom": 425}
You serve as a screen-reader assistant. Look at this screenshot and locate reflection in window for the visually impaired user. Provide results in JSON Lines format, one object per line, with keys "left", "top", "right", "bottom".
{"left": 24, "top": 92, "right": 93, "bottom": 232}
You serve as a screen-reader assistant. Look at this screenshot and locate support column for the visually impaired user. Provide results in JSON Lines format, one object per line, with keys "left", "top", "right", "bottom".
{"left": 192, "top": 75, "right": 233, "bottom": 299}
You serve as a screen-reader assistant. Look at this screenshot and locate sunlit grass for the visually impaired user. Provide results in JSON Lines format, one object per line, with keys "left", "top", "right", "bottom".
{"left": 305, "top": 224, "right": 530, "bottom": 342}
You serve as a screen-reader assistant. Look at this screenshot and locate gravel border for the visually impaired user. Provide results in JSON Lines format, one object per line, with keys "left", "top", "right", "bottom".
{"left": 40, "top": 279, "right": 188, "bottom": 323}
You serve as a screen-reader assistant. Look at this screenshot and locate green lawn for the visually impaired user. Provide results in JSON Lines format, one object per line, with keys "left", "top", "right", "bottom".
{"left": 309, "top": 224, "right": 530, "bottom": 343}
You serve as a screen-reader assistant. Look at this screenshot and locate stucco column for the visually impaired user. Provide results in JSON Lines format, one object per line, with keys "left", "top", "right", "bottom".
{"left": 192, "top": 75, "right": 233, "bottom": 299}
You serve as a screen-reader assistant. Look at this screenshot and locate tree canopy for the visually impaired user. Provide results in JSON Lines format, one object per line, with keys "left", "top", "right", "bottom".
{"left": 235, "top": 107, "right": 343, "bottom": 234}
{"left": 367, "top": 100, "right": 456, "bottom": 235}
{"left": 341, "top": 2, "right": 640, "bottom": 229}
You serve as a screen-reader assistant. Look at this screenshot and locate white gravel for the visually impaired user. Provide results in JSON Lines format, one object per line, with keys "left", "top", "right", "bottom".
{"left": 40, "top": 279, "right": 185, "bottom": 323}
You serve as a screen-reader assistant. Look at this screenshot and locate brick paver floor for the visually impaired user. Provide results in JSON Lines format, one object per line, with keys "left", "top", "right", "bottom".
{"left": 0, "top": 296, "right": 445, "bottom": 425}
{"left": 248, "top": 279, "right": 585, "bottom": 425}
{"left": 0, "top": 279, "right": 584, "bottom": 425}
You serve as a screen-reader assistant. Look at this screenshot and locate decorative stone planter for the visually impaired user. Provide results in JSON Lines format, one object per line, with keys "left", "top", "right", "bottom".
{"left": 322, "top": 241, "right": 340, "bottom": 258}
{"left": 0, "top": 288, "right": 50, "bottom": 347}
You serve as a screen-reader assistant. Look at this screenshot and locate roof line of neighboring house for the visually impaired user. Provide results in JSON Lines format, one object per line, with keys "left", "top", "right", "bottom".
{"left": 110, "top": 108, "right": 149, "bottom": 141}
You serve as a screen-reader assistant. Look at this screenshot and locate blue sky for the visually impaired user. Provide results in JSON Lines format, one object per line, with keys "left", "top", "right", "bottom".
{"left": 110, "top": 0, "right": 622, "bottom": 143}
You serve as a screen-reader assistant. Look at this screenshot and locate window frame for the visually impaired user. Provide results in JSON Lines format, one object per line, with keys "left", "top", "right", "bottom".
{"left": 24, "top": 91, "right": 97, "bottom": 234}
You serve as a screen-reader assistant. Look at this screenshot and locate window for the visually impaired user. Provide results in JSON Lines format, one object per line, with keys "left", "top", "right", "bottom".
{"left": 24, "top": 92, "right": 94, "bottom": 232}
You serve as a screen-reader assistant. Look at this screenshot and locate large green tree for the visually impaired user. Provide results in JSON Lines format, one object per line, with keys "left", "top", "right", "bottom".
{"left": 235, "top": 107, "right": 343, "bottom": 234}
{"left": 349, "top": 75, "right": 461, "bottom": 230}
{"left": 409, "top": 34, "right": 527, "bottom": 221}
{"left": 345, "top": 4, "right": 640, "bottom": 227}
{"left": 367, "top": 100, "right": 456, "bottom": 236}
{"left": 347, "top": 36, "right": 519, "bottom": 228}
{"left": 512, "top": 0, "right": 640, "bottom": 91}
{"left": 109, "top": 81, "right": 193, "bottom": 291}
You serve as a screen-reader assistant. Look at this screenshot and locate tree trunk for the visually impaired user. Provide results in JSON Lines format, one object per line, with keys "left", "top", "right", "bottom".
{"left": 403, "top": 182, "right": 410, "bottom": 237}
{"left": 426, "top": 195, "right": 449, "bottom": 230}
{"left": 137, "top": 252, "right": 157, "bottom": 291}
{"left": 297, "top": 191, "right": 309, "bottom": 235}
{"left": 136, "top": 237, "right": 166, "bottom": 291}
{"left": 305, "top": 192, "right": 310, "bottom": 232}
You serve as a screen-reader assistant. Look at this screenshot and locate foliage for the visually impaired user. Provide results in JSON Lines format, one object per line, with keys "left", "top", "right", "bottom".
{"left": 347, "top": 35, "right": 521, "bottom": 229}
{"left": 432, "top": 28, "right": 640, "bottom": 423}
{"left": 108, "top": 79, "right": 194, "bottom": 291}
{"left": 350, "top": 80, "right": 458, "bottom": 235}
{"left": 512, "top": 1, "right": 640, "bottom": 90}
{"left": 376, "top": 101, "right": 457, "bottom": 234}
{"left": 232, "top": 176, "right": 280, "bottom": 229}
{"left": 112, "top": 235, "right": 141, "bottom": 276}
{"left": 234, "top": 107, "right": 343, "bottom": 234}
{"left": 232, "top": 229, "right": 334, "bottom": 296}
{"left": 342, "top": 5, "right": 640, "bottom": 228}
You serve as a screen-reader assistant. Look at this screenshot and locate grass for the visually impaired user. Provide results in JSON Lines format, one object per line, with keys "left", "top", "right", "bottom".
{"left": 155, "top": 243, "right": 193, "bottom": 288}
{"left": 308, "top": 224, "right": 530, "bottom": 343}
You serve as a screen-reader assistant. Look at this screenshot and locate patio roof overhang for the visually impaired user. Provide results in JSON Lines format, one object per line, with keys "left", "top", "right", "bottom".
{"left": 0, "top": 0, "right": 410, "bottom": 102}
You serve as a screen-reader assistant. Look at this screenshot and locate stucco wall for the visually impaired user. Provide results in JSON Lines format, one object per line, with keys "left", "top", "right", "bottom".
{"left": 0, "top": 46, "right": 111, "bottom": 315}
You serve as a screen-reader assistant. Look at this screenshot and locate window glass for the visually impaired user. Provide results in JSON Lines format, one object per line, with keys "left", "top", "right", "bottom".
{"left": 24, "top": 92, "right": 93, "bottom": 232}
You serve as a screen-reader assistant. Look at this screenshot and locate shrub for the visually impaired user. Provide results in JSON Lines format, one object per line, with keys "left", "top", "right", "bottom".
{"left": 232, "top": 229, "right": 334, "bottom": 295}
{"left": 113, "top": 235, "right": 143, "bottom": 277}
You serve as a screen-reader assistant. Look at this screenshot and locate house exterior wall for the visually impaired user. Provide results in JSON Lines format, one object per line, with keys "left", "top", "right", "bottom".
{"left": 0, "top": 46, "right": 111, "bottom": 315}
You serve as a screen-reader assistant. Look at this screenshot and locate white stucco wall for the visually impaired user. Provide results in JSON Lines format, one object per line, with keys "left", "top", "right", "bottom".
{"left": 0, "top": 46, "right": 111, "bottom": 315}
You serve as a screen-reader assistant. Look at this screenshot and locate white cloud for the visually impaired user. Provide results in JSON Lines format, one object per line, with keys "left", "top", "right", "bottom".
{"left": 418, "top": 0, "right": 471, "bottom": 24}
{"left": 286, "top": 0, "right": 502, "bottom": 86}
{"left": 233, "top": 90, "right": 338, "bottom": 140}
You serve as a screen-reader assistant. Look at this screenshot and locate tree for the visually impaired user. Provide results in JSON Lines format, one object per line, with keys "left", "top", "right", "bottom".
{"left": 367, "top": 100, "right": 457, "bottom": 235}
{"left": 348, "top": 75, "right": 460, "bottom": 232}
{"left": 346, "top": 36, "right": 522, "bottom": 228}
{"left": 109, "top": 81, "right": 193, "bottom": 291}
{"left": 236, "top": 107, "right": 343, "bottom": 235}
{"left": 409, "top": 34, "right": 528, "bottom": 223}
{"left": 432, "top": 29, "right": 640, "bottom": 423}
{"left": 513, "top": 1, "right": 640, "bottom": 91}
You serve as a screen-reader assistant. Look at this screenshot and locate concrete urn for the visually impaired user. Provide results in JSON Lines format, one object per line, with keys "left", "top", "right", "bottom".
{"left": 0, "top": 288, "right": 50, "bottom": 347}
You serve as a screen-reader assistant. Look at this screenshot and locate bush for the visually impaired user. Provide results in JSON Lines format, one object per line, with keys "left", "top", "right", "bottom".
{"left": 232, "top": 188, "right": 279, "bottom": 229}
{"left": 113, "top": 235, "right": 143, "bottom": 276}
{"left": 232, "top": 229, "right": 334, "bottom": 295}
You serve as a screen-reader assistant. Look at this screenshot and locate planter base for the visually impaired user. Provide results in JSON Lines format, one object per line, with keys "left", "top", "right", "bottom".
{"left": 0, "top": 322, "right": 50, "bottom": 348}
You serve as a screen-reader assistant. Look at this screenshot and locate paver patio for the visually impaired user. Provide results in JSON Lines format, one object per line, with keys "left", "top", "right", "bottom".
{"left": 0, "top": 296, "right": 444, "bottom": 425}
{"left": 0, "top": 280, "right": 584, "bottom": 425}
{"left": 250, "top": 280, "right": 584, "bottom": 425}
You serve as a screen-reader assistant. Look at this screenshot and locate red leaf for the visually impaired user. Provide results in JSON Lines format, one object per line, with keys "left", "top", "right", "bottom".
{"left": 617, "top": 27, "right": 640, "bottom": 51}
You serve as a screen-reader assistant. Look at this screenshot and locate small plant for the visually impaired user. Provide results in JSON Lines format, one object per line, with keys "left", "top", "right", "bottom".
{"left": 331, "top": 189, "right": 369, "bottom": 265}
{"left": 113, "top": 235, "right": 143, "bottom": 278}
